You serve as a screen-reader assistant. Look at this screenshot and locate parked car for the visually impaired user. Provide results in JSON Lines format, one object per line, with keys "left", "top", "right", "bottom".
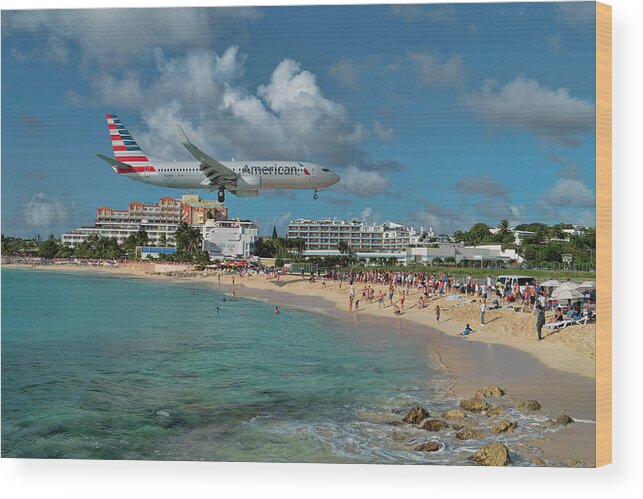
{"left": 495, "top": 275, "right": 536, "bottom": 294}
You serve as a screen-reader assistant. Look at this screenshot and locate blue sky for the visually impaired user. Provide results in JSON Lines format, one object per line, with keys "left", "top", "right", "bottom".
{"left": 1, "top": 2, "right": 597, "bottom": 237}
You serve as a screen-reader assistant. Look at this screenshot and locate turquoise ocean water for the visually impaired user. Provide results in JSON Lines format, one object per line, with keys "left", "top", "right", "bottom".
{"left": 2, "top": 268, "right": 456, "bottom": 463}
{"left": 2, "top": 268, "right": 558, "bottom": 464}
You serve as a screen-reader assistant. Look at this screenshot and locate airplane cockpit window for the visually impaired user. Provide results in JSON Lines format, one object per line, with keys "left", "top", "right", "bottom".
{"left": 322, "top": 168, "right": 331, "bottom": 172}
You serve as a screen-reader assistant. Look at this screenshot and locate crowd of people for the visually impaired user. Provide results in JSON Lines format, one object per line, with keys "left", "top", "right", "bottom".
{"left": 306, "top": 269, "right": 595, "bottom": 341}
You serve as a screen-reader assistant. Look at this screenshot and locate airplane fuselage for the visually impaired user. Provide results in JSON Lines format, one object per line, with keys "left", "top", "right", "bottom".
{"left": 119, "top": 160, "right": 339, "bottom": 194}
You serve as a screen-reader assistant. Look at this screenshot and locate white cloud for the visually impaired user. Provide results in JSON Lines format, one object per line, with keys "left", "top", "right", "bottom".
{"left": 24, "top": 193, "right": 71, "bottom": 229}
{"left": 464, "top": 75, "right": 595, "bottom": 146}
{"left": 409, "top": 203, "right": 475, "bottom": 235}
{"left": 543, "top": 178, "right": 595, "bottom": 208}
{"left": 406, "top": 50, "right": 465, "bottom": 85}
{"left": 373, "top": 121, "right": 394, "bottom": 142}
{"left": 336, "top": 167, "right": 388, "bottom": 197}
{"left": 2, "top": 8, "right": 263, "bottom": 68}
{"left": 264, "top": 211, "right": 292, "bottom": 237}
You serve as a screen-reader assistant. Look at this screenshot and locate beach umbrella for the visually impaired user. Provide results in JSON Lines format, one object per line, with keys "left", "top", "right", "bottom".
{"left": 556, "top": 281, "right": 582, "bottom": 290}
{"left": 576, "top": 281, "right": 595, "bottom": 291}
{"left": 540, "top": 279, "right": 562, "bottom": 287}
{"left": 550, "top": 287, "right": 584, "bottom": 301}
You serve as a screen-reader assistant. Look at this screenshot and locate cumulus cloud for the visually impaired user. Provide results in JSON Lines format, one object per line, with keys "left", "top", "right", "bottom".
{"left": 2, "top": 8, "right": 263, "bottom": 68}
{"left": 25, "top": 193, "right": 71, "bottom": 229}
{"left": 264, "top": 211, "right": 292, "bottom": 237}
{"left": 543, "top": 178, "right": 595, "bottom": 208}
{"left": 336, "top": 167, "right": 388, "bottom": 197}
{"left": 454, "top": 176, "right": 511, "bottom": 199}
{"left": 409, "top": 203, "right": 475, "bottom": 235}
{"left": 405, "top": 50, "right": 465, "bottom": 86}
{"left": 373, "top": 121, "right": 395, "bottom": 142}
{"left": 464, "top": 75, "right": 595, "bottom": 146}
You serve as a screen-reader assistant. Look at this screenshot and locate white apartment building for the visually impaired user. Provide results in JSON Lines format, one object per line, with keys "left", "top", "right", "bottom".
{"left": 202, "top": 220, "right": 258, "bottom": 259}
{"left": 287, "top": 219, "right": 420, "bottom": 252}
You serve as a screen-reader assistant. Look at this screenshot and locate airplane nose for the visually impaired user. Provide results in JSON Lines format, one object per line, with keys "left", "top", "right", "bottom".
{"left": 331, "top": 172, "right": 340, "bottom": 185}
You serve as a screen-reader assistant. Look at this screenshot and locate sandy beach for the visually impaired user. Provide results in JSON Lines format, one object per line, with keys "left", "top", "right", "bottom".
{"left": 3, "top": 262, "right": 597, "bottom": 465}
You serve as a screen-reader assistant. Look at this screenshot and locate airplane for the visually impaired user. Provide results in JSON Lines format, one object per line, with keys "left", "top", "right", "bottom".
{"left": 97, "top": 114, "right": 340, "bottom": 202}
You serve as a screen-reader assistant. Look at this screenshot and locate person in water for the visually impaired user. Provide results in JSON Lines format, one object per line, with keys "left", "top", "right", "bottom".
{"left": 274, "top": 306, "right": 280, "bottom": 315}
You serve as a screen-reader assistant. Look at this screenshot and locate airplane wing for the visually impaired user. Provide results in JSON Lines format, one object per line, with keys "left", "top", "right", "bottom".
{"left": 97, "top": 153, "right": 135, "bottom": 171}
{"left": 176, "top": 125, "right": 238, "bottom": 187}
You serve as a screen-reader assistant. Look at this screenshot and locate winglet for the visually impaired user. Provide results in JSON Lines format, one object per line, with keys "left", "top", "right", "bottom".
{"left": 176, "top": 124, "right": 191, "bottom": 146}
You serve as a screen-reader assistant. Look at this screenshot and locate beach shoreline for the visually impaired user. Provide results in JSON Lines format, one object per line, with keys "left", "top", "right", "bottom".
{"left": 2, "top": 262, "right": 597, "bottom": 465}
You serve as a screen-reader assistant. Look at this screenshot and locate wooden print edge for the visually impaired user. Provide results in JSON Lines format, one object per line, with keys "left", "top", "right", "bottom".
{"left": 595, "top": 1, "right": 612, "bottom": 467}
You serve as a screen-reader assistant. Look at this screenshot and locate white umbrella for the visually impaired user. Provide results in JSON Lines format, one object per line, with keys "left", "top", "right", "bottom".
{"left": 577, "top": 281, "right": 595, "bottom": 291}
{"left": 550, "top": 287, "right": 584, "bottom": 301}
{"left": 557, "top": 281, "right": 582, "bottom": 290}
{"left": 540, "top": 279, "right": 562, "bottom": 287}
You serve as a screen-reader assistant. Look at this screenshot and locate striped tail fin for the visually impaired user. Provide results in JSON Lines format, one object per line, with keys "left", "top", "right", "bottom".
{"left": 105, "top": 114, "right": 152, "bottom": 167}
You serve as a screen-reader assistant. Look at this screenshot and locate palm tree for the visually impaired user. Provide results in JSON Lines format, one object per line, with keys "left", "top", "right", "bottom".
{"left": 498, "top": 219, "right": 510, "bottom": 235}
{"left": 175, "top": 222, "right": 203, "bottom": 255}
{"left": 158, "top": 234, "right": 167, "bottom": 248}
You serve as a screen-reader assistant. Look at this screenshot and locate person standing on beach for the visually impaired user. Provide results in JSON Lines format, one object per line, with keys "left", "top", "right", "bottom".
{"left": 400, "top": 290, "right": 406, "bottom": 312}
{"left": 480, "top": 300, "right": 486, "bottom": 325}
{"left": 536, "top": 302, "right": 545, "bottom": 340}
{"left": 435, "top": 304, "right": 440, "bottom": 323}
{"left": 349, "top": 295, "right": 354, "bottom": 312}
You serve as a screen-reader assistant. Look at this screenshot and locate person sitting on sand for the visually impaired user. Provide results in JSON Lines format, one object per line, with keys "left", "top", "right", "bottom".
{"left": 491, "top": 298, "right": 500, "bottom": 309}
{"left": 549, "top": 307, "right": 564, "bottom": 323}
{"left": 435, "top": 304, "right": 440, "bottom": 323}
{"left": 460, "top": 324, "right": 473, "bottom": 336}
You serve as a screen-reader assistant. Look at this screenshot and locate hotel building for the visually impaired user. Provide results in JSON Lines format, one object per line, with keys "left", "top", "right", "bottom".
{"left": 61, "top": 194, "right": 228, "bottom": 247}
{"left": 286, "top": 219, "right": 421, "bottom": 252}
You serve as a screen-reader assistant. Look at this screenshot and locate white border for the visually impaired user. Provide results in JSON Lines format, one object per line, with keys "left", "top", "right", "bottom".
{"left": 1, "top": 0, "right": 641, "bottom": 496}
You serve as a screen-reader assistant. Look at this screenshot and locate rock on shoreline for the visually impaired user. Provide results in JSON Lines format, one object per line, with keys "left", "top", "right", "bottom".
{"left": 459, "top": 398, "right": 489, "bottom": 412}
{"left": 516, "top": 400, "right": 541, "bottom": 412}
{"left": 470, "top": 442, "right": 512, "bottom": 466}
{"left": 474, "top": 385, "right": 506, "bottom": 399}
{"left": 402, "top": 406, "right": 430, "bottom": 424}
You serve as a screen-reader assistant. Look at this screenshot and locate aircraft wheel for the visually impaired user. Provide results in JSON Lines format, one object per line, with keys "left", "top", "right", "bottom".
{"left": 218, "top": 189, "right": 225, "bottom": 203}
{"left": 313, "top": 192, "right": 319, "bottom": 200}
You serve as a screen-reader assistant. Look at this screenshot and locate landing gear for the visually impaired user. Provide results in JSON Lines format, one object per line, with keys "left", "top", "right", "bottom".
{"left": 218, "top": 187, "right": 225, "bottom": 203}
{"left": 313, "top": 190, "right": 319, "bottom": 200}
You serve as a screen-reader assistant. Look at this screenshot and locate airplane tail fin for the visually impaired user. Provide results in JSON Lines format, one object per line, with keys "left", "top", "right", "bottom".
{"left": 105, "top": 114, "right": 151, "bottom": 166}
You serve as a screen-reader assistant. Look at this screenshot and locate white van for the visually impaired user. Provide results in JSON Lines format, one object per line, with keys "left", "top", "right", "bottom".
{"left": 495, "top": 275, "right": 536, "bottom": 294}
